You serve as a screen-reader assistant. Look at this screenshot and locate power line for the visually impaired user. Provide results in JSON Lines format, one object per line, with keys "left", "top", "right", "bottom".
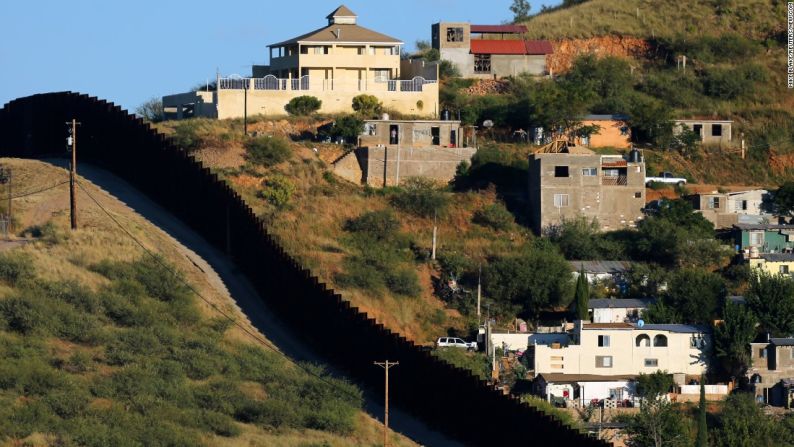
{"left": 0, "top": 180, "right": 69, "bottom": 201}
{"left": 75, "top": 180, "right": 365, "bottom": 402}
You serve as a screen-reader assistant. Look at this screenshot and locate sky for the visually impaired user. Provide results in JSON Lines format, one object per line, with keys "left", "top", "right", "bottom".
{"left": 0, "top": 0, "right": 560, "bottom": 113}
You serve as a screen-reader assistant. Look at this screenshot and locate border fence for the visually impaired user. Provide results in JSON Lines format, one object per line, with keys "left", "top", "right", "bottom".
{"left": 0, "top": 92, "right": 608, "bottom": 447}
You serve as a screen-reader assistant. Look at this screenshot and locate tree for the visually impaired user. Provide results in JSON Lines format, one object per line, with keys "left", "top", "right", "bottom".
{"left": 671, "top": 123, "right": 701, "bottom": 157}
{"left": 135, "top": 97, "right": 164, "bottom": 122}
{"left": 663, "top": 268, "right": 726, "bottom": 325}
{"left": 547, "top": 216, "right": 625, "bottom": 260}
{"left": 715, "top": 393, "right": 778, "bottom": 447}
{"left": 484, "top": 246, "right": 573, "bottom": 321}
{"left": 745, "top": 270, "right": 794, "bottom": 336}
{"left": 327, "top": 115, "right": 364, "bottom": 144}
{"left": 573, "top": 266, "right": 590, "bottom": 321}
{"left": 509, "top": 0, "right": 531, "bottom": 22}
{"left": 284, "top": 95, "right": 321, "bottom": 116}
{"left": 625, "top": 371, "right": 689, "bottom": 447}
{"left": 713, "top": 301, "right": 757, "bottom": 380}
{"left": 390, "top": 177, "right": 450, "bottom": 218}
{"left": 351, "top": 94, "right": 382, "bottom": 118}
{"left": 764, "top": 182, "right": 794, "bottom": 221}
{"left": 696, "top": 379, "right": 707, "bottom": 447}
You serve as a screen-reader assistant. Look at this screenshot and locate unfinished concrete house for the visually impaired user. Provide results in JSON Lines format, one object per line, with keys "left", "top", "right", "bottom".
{"left": 332, "top": 117, "right": 476, "bottom": 187}
{"left": 528, "top": 141, "right": 646, "bottom": 234}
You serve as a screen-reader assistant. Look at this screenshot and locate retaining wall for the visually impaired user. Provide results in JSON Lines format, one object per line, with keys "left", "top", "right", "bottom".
{"left": 0, "top": 92, "right": 608, "bottom": 447}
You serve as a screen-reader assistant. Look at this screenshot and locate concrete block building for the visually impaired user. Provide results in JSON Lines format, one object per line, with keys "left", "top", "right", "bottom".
{"left": 528, "top": 141, "right": 646, "bottom": 233}
{"left": 674, "top": 118, "right": 733, "bottom": 146}
{"left": 687, "top": 189, "right": 769, "bottom": 229}
{"left": 749, "top": 337, "right": 794, "bottom": 406}
{"left": 164, "top": 6, "right": 438, "bottom": 119}
{"left": 332, "top": 118, "right": 476, "bottom": 187}
{"left": 431, "top": 22, "right": 552, "bottom": 78}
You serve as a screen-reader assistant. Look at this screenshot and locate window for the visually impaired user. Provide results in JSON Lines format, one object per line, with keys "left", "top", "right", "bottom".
{"left": 598, "top": 335, "right": 610, "bottom": 347}
{"left": 782, "top": 265, "right": 790, "bottom": 274}
{"left": 373, "top": 69, "right": 390, "bottom": 81}
{"left": 474, "top": 54, "right": 491, "bottom": 73}
{"left": 356, "top": 47, "right": 364, "bottom": 55}
{"left": 596, "top": 356, "right": 613, "bottom": 368}
{"left": 582, "top": 167, "right": 597, "bottom": 176}
{"left": 708, "top": 197, "right": 720, "bottom": 209}
{"left": 749, "top": 231, "right": 765, "bottom": 246}
{"left": 447, "top": 27, "right": 464, "bottom": 42}
{"left": 636, "top": 334, "right": 651, "bottom": 347}
{"left": 431, "top": 127, "right": 440, "bottom": 145}
{"left": 553, "top": 194, "right": 569, "bottom": 208}
{"left": 554, "top": 166, "right": 569, "bottom": 177}
{"left": 712, "top": 124, "right": 722, "bottom": 137}
{"left": 634, "top": 192, "right": 642, "bottom": 198}
{"left": 760, "top": 348, "right": 767, "bottom": 358}
{"left": 653, "top": 335, "right": 668, "bottom": 347}
{"left": 693, "top": 124, "right": 703, "bottom": 136}
{"left": 368, "top": 46, "right": 376, "bottom": 55}
{"left": 644, "top": 358, "right": 659, "bottom": 367}
{"left": 603, "top": 168, "right": 619, "bottom": 177}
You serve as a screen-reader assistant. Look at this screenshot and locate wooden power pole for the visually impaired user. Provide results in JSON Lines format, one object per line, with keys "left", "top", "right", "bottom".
{"left": 374, "top": 360, "right": 398, "bottom": 447}
{"left": 66, "top": 119, "right": 80, "bottom": 230}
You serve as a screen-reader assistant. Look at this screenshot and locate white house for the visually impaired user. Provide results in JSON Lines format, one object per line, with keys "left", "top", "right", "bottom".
{"left": 569, "top": 260, "right": 633, "bottom": 290}
{"left": 533, "top": 322, "right": 709, "bottom": 379}
{"left": 588, "top": 298, "right": 654, "bottom": 324}
{"left": 535, "top": 373, "right": 637, "bottom": 406}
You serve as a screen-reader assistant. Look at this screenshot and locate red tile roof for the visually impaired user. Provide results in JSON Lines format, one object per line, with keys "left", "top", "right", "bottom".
{"left": 470, "top": 39, "right": 553, "bottom": 55}
{"left": 471, "top": 24, "right": 527, "bottom": 34}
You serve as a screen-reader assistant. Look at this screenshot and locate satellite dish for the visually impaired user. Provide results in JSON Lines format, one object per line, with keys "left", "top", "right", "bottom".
{"left": 482, "top": 120, "right": 494, "bottom": 128}
{"left": 637, "top": 319, "right": 645, "bottom": 328}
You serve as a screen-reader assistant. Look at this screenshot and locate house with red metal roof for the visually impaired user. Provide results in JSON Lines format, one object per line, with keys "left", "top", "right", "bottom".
{"left": 431, "top": 22, "right": 553, "bottom": 78}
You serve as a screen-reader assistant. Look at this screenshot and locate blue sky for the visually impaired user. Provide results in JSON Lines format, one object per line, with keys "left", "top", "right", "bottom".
{"left": 0, "top": 0, "right": 560, "bottom": 112}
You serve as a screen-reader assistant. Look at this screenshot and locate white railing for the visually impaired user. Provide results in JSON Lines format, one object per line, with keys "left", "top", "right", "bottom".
{"left": 219, "top": 75, "right": 310, "bottom": 91}
{"left": 378, "top": 76, "right": 437, "bottom": 92}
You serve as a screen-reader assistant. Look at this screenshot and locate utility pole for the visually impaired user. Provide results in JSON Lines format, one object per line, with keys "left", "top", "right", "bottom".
{"left": 431, "top": 209, "right": 437, "bottom": 260}
{"left": 243, "top": 79, "right": 248, "bottom": 136}
{"left": 66, "top": 119, "right": 80, "bottom": 230}
{"left": 477, "top": 263, "right": 482, "bottom": 322}
{"left": 374, "top": 360, "right": 399, "bottom": 447}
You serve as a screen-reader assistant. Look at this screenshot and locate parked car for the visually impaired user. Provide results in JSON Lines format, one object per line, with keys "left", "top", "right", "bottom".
{"left": 436, "top": 337, "right": 478, "bottom": 351}
{"left": 646, "top": 172, "right": 687, "bottom": 186}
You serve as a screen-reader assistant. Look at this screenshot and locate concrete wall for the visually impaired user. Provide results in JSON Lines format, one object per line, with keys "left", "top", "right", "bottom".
{"left": 534, "top": 328, "right": 709, "bottom": 377}
{"left": 360, "top": 120, "right": 462, "bottom": 148}
{"left": 528, "top": 153, "right": 646, "bottom": 233}
{"left": 331, "top": 150, "right": 364, "bottom": 184}
{"left": 490, "top": 332, "right": 570, "bottom": 351}
{"left": 592, "top": 308, "right": 644, "bottom": 324}
{"left": 360, "top": 145, "right": 476, "bottom": 187}
{"left": 674, "top": 120, "right": 733, "bottom": 146}
{"left": 162, "top": 91, "right": 217, "bottom": 119}
{"left": 439, "top": 50, "right": 546, "bottom": 78}
{"left": 213, "top": 85, "right": 438, "bottom": 119}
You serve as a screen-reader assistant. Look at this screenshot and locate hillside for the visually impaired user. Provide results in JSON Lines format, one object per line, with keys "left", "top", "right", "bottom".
{"left": 0, "top": 158, "right": 416, "bottom": 447}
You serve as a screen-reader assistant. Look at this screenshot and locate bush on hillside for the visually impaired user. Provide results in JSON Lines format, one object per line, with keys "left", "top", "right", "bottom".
{"left": 245, "top": 136, "right": 291, "bottom": 166}
{"left": 390, "top": 177, "right": 449, "bottom": 218}
{"left": 343, "top": 210, "right": 400, "bottom": 241}
{"left": 285, "top": 96, "right": 322, "bottom": 116}
{"left": 473, "top": 203, "right": 515, "bottom": 231}
{"left": 351, "top": 94, "right": 382, "bottom": 118}
{"left": 326, "top": 115, "right": 364, "bottom": 144}
{"left": 258, "top": 175, "right": 296, "bottom": 209}
{"left": 703, "top": 64, "right": 767, "bottom": 100}
{"left": 0, "top": 252, "right": 35, "bottom": 286}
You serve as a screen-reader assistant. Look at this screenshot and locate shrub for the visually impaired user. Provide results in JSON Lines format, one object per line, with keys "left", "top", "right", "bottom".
{"left": 390, "top": 177, "right": 449, "bottom": 218}
{"left": 327, "top": 115, "right": 364, "bottom": 144}
{"left": 351, "top": 94, "right": 382, "bottom": 118}
{"left": 0, "top": 251, "right": 35, "bottom": 285}
{"left": 20, "top": 221, "right": 64, "bottom": 245}
{"left": 473, "top": 203, "right": 515, "bottom": 231}
{"left": 245, "top": 136, "right": 291, "bottom": 166}
{"left": 386, "top": 268, "right": 421, "bottom": 297}
{"left": 343, "top": 210, "right": 400, "bottom": 241}
{"left": 285, "top": 96, "right": 322, "bottom": 116}
{"left": 258, "top": 175, "right": 296, "bottom": 209}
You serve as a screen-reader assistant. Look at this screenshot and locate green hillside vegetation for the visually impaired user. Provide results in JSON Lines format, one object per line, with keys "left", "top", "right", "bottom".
{"left": 0, "top": 159, "right": 416, "bottom": 447}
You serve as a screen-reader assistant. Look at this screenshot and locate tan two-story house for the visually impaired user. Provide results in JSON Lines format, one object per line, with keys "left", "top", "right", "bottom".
{"left": 749, "top": 337, "right": 794, "bottom": 407}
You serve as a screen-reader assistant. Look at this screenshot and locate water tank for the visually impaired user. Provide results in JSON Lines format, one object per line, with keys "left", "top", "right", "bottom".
{"left": 629, "top": 148, "right": 642, "bottom": 163}
{"left": 441, "top": 109, "right": 450, "bottom": 121}
{"left": 381, "top": 113, "right": 390, "bottom": 121}
{"left": 749, "top": 246, "right": 760, "bottom": 259}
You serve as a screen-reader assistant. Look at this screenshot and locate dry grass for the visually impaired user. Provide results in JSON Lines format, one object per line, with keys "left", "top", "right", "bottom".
{"left": 0, "top": 158, "right": 418, "bottom": 447}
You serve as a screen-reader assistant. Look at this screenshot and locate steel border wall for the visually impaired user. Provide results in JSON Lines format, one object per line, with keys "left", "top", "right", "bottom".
{"left": 0, "top": 92, "right": 607, "bottom": 447}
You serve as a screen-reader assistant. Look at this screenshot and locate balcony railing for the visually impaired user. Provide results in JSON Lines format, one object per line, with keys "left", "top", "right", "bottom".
{"left": 602, "top": 176, "right": 628, "bottom": 186}
{"left": 218, "top": 75, "right": 310, "bottom": 91}
{"left": 375, "top": 76, "right": 437, "bottom": 92}
{"left": 218, "top": 74, "right": 436, "bottom": 93}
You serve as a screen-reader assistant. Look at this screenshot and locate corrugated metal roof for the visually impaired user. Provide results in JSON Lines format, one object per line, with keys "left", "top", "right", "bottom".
{"left": 588, "top": 298, "right": 655, "bottom": 309}
{"left": 734, "top": 224, "right": 794, "bottom": 231}
{"left": 569, "top": 260, "right": 633, "bottom": 274}
{"left": 470, "top": 39, "right": 553, "bottom": 55}
{"left": 471, "top": 24, "right": 527, "bottom": 33}
{"left": 583, "top": 322, "right": 635, "bottom": 329}
{"left": 601, "top": 160, "right": 628, "bottom": 167}
{"left": 771, "top": 338, "right": 794, "bottom": 346}
{"left": 538, "top": 373, "right": 637, "bottom": 383}
{"left": 760, "top": 253, "right": 794, "bottom": 262}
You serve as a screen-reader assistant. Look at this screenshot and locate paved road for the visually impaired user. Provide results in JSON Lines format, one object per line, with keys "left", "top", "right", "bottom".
{"left": 45, "top": 159, "right": 463, "bottom": 447}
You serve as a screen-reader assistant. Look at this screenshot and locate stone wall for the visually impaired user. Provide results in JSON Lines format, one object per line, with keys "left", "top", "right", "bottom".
{"left": 361, "top": 145, "right": 476, "bottom": 187}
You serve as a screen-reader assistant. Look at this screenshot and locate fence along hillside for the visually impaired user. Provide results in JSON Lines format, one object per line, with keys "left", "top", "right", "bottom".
{"left": 0, "top": 92, "right": 607, "bottom": 447}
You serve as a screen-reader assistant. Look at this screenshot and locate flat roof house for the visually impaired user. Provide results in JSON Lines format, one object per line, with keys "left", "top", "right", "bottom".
{"left": 749, "top": 337, "right": 794, "bottom": 406}
{"left": 431, "top": 22, "right": 553, "bottom": 78}
{"left": 164, "top": 5, "right": 439, "bottom": 119}
{"left": 688, "top": 189, "right": 769, "bottom": 229}
{"left": 587, "top": 298, "right": 654, "bottom": 324}
{"left": 674, "top": 118, "right": 733, "bottom": 147}
{"left": 733, "top": 223, "right": 794, "bottom": 253}
{"left": 528, "top": 141, "right": 646, "bottom": 233}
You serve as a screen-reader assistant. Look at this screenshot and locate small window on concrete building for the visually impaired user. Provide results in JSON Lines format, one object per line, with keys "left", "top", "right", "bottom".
{"left": 603, "top": 169, "right": 619, "bottom": 177}
{"left": 582, "top": 167, "right": 597, "bottom": 176}
{"left": 749, "top": 231, "right": 765, "bottom": 246}
{"left": 781, "top": 265, "right": 790, "bottom": 274}
{"left": 598, "top": 335, "right": 610, "bottom": 347}
{"left": 553, "top": 194, "right": 569, "bottom": 208}
{"left": 431, "top": 127, "right": 440, "bottom": 145}
{"left": 596, "top": 356, "right": 613, "bottom": 368}
{"left": 634, "top": 192, "right": 642, "bottom": 198}
{"left": 712, "top": 124, "right": 722, "bottom": 137}
{"left": 653, "top": 335, "right": 668, "bottom": 347}
{"left": 644, "top": 358, "right": 658, "bottom": 367}
{"left": 474, "top": 54, "right": 491, "bottom": 73}
{"left": 447, "top": 27, "right": 464, "bottom": 42}
{"left": 693, "top": 124, "right": 702, "bottom": 136}
{"left": 636, "top": 334, "right": 651, "bottom": 347}
{"left": 708, "top": 197, "right": 720, "bottom": 209}
{"left": 554, "top": 166, "right": 569, "bottom": 177}
{"left": 760, "top": 348, "right": 767, "bottom": 358}
{"left": 741, "top": 200, "right": 748, "bottom": 210}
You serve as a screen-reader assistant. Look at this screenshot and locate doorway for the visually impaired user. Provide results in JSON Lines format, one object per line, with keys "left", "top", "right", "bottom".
{"left": 389, "top": 125, "right": 399, "bottom": 144}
